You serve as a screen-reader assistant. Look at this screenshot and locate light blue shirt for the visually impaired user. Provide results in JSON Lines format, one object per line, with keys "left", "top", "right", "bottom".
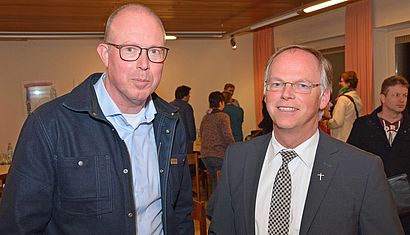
{"left": 94, "top": 74, "right": 163, "bottom": 235}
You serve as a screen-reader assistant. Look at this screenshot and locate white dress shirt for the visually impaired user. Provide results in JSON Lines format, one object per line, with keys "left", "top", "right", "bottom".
{"left": 255, "top": 130, "right": 319, "bottom": 235}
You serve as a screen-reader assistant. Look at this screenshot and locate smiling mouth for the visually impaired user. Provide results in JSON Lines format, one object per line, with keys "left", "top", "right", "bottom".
{"left": 277, "top": 106, "right": 299, "bottom": 111}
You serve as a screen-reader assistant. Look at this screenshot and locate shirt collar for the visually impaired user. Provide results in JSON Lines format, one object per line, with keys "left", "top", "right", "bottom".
{"left": 93, "top": 73, "right": 157, "bottom": 123}
{"left": 270, "top": 129, "right": 319, "bottom": 168}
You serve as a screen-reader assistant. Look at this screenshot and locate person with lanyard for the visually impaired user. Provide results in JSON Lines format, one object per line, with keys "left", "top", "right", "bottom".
{"left": 326, "top": 71, "right": 363, "bottom": 141}
{"left": 208, "top": 45, "right": 403, "bottom": 235}
{"left": 348, "top": 75, "right": 410, "bottom": 233}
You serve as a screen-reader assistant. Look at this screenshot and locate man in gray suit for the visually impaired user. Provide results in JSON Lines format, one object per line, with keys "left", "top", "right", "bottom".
{"left": 209, "top": 45, "right": 404, "bottom": 235}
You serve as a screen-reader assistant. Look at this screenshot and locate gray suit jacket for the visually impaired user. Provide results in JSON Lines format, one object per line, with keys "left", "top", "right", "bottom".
{"left": 209, "top": 131, "right": 404, "bottom": 235}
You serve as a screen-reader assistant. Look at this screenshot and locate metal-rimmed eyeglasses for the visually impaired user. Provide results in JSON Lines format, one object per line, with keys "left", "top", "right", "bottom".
{"left": 105, "top": 42, "right": 169, "bottom": 63}
{"left": 265, "top": 81, "right": 322, "bottom": 94}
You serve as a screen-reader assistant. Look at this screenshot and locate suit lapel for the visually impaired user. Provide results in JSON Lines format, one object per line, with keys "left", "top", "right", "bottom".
{"left": 299, "top": 132, "right": 340, "bottom": 235}
{"left": 243, "top": 134, "right": 271, "bottom": 235}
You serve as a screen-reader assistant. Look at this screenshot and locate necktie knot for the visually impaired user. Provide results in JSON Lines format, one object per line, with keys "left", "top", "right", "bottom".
{"left": 280, "top": 150, "right": 297, "bottom": 165}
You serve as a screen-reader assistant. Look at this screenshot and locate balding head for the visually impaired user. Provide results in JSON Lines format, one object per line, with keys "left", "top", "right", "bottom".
{"left": 104, "top": 3, "right": 165, "bottom": 43}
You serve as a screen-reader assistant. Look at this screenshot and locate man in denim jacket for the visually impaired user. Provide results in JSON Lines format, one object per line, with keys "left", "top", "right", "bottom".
{"left": 0, "top": 4, "right": 194, "bottom": 235}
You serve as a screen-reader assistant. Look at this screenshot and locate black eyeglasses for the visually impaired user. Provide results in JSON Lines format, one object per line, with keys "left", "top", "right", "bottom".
{"left": 265, "top": 81, "right": 322, "bottom": 94}
{"left": 105, "top": 42, "right": 169, "bottom": 63}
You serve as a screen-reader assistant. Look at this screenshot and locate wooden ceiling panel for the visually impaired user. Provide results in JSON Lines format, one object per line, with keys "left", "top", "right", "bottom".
{"left": 0, "top": 0, "right": 354, "bottom": 38}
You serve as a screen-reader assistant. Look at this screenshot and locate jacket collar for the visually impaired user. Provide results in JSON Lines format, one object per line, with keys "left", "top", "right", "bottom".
{"left": 63, "top": 73, "right": 103, "bottom": 118}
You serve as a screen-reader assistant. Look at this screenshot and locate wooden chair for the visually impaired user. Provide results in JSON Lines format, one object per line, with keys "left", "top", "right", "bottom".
{"left": 192, "top": 199, "right": 207, "bottom": 235}
{"left": 187, "top": 152, "right": 208, "bottom": 200}
{"left": 216, "top": 169, "right": 221, "bottom": 184}
{"left": 0, "top": 173, "right": 7, "bottom": 198}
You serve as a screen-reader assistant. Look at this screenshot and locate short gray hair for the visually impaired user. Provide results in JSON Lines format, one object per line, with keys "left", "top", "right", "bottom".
{"left": 263, "top": 45, "right": 333, "bottom": 96}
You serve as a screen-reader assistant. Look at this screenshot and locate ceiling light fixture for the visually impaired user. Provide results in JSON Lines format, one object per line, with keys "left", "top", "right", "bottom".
{"left": 249, "top": 12, "right": 299, "bottom": 30}
{"left": 303, "top": 0, "right": 348, "bottom": 13}
{"left": 165, "top": 35, "right": 177, "bottom": 40}
{"left": 230, "top": 36, "right": 237, "bottom": 50}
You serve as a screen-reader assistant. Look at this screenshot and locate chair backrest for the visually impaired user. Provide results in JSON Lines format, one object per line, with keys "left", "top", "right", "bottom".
{"left": 0, "top": 174, "right": 7, "bottom": 198}
{"left": 192, "top": 199, "right": 207, "bottom": 235}
{"left": 187, "top": 152, "right": 201, "bottom": 200}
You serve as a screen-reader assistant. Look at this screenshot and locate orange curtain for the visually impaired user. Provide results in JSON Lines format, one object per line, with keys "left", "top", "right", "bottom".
{"left": 253, "top": 28, "right": 273, "bottom": 127}
{"left": 345, "top": 0, "right": 373, "bottom": 114}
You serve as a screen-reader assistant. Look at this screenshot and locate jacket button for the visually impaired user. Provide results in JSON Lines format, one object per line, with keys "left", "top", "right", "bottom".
{"left": 128, "top": 212, "right": 133, "bottom": 218}
{"left": 171, "top": 112, "right": 175, "bottom": 116}
{"left": 166, "top": 129, "right": 170, "bottom": 134}
{"left": 92, "top": 112, "right": 97, "bottom": 116}
{"left": 78, "top": 161, "right": 84, "bottom": 166}
{"left": 123, "top": 169, "right": 128, "bottom": 174}
{"left": 160, "top": 169, "right": 164, "bottom": 173}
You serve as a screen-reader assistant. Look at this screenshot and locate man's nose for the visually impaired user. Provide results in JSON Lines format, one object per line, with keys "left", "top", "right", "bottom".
{"left": 136, "top": 49, "right": 150, "bottom": 70}
{"left": 281, "top": 83, "right": 296, "bottom": 100}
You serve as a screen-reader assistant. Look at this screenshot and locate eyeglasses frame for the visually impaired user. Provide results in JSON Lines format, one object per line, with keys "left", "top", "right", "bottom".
{"left": 265, "top": 81, "right": 322, "bottom": 94}
{"left": 105, "top": 42, "right": 170, "bottom": 63}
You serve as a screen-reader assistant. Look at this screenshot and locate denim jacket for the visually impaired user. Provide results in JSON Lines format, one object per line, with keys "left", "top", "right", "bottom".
{"left": 0, "top": 73, "right": 194, "bottom": 235}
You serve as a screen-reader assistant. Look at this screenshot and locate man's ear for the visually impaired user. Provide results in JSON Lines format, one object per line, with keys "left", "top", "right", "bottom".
{"left": 320, "top": 89, "right": 331, "bottom": 110}
{"left": 97, "top": 43, "right": 109, "bottom": 67}
{"left": 380, "top": 93, "right": 386, "bottom": 105}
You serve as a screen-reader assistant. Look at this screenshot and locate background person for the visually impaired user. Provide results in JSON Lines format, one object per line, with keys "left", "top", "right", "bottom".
{"left": 200, "top": 91, "right": 235, "bottom": 191}
{"left": 223, "top": 83, "right": 240, "bottom": 107}
{"left": 327, "top": 71, "right": 363, "bottom": 141}
{"left": 222, "top": 91, "right": 244, "bottom": 142}
{"left": 209, "top": 45, "right": 403, "bottom": 235}
{"left": 0, "top": 4, "right": 194, "bottom": 235}
{"left": 171, "top": 85, "right": 196, "bottom": 153}
{"left": 348, "top": 75, "right": 410, "bottom": 233}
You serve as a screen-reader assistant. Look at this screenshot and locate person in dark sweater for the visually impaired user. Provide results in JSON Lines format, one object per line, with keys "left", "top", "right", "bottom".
{"left": 348, "top": 75, "right": 410, "bottom": 233}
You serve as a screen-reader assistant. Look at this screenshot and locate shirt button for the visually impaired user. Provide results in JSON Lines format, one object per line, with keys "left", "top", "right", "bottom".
{"left": 128, "top": 212, "right": 133, "bottom": 218}
{"left": 160, "top": 169, "right": 164, "bottom": 173}
{"left": 78, "top": 161, "right": 84, "bottom": 166}
{"left": 92, "top": 112, "right": 97, "bottom": 116}
{"left": 123, "top": 169, "right": 128, "bottom": 174}
{"left": 165, "top": 129, "right": 170, "bottom": 134}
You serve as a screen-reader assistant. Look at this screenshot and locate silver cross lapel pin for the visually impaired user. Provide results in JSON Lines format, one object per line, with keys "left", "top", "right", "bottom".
{"left": 317, "top": 173, "right": 324, "bottom": 181}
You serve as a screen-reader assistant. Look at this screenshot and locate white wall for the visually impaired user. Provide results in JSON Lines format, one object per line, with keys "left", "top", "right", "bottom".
{"left": 0, "top": 34, "right": 255, "bottom": 151}
{"left": 274, "top": 7, "right": 346, "bottom": 50}
{"left": 0, "top": 39, "right": 105, "bottom": 152}
{"left": 160, "top": 34, "right": 255, "bottom": 138}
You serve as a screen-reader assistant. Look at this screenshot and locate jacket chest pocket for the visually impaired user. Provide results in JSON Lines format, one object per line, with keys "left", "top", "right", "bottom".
{"left": 57, "top": 155, "right": 112, "bottom": 216}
